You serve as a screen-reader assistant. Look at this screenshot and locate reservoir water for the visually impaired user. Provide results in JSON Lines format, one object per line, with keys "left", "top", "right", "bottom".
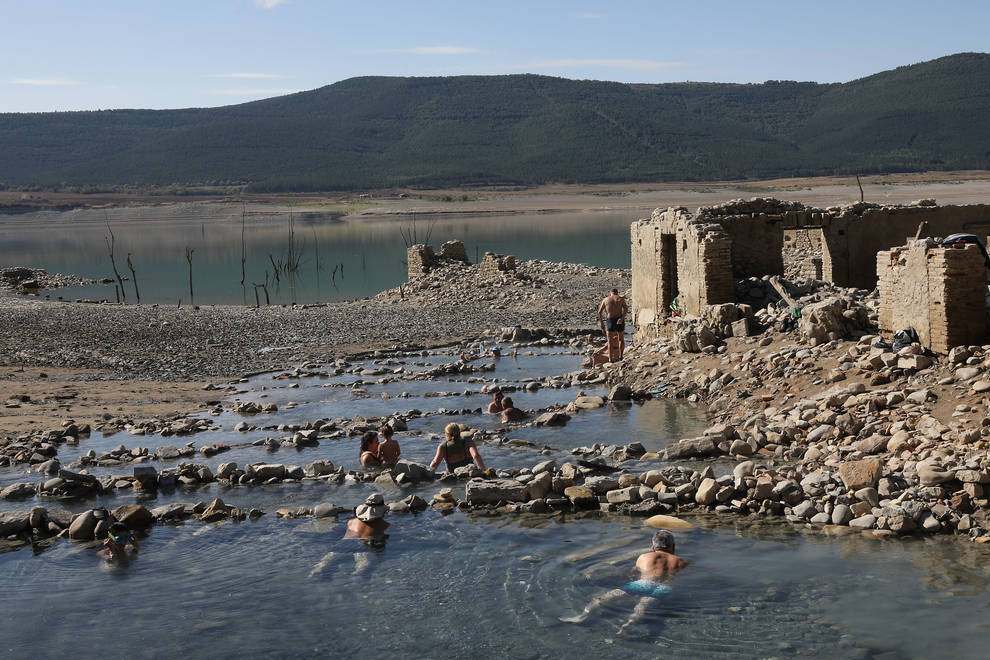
{"left": 0, "top": 205, "right": 638, "bottom": 305}
{"left": 2, "top": 347, "right": 990, "bottom": 658}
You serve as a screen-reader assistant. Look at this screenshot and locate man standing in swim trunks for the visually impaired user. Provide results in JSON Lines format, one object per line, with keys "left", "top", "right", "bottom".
{"left": 561, "top": 530, "right": 686, "bottom": 635}
{"left": 597, "top": 288, "right": 629, "bottom": 360}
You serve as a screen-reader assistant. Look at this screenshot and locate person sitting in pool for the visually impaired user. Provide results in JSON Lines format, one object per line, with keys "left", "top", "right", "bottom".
{"left": 376, "top": 425, "right": 401, "bottom": 466}
{"left": 490, "top": 345, "right": 501, "bottom": 358}
{"left": 99, "top": 522, "right": 139, "bottom": 561}
{"left": 500, "top": 397, "right": 527, "bottom": 423}
{"left": 487, "top": 391, "right": 505, "bottom": 414}
{"left": 345, "top": 493, "right": 390, "bottom": 540}
{"left": 561, "top": 530, "right": 686, "bottom": 635}
{"left": 429, "top": 422, "right": 486, "bottom": 472}
{"left": 459, "top": 350, "right": 479, "bottom": 362}
{"left": 359, "top": 431, "right": 382, "bottom": 468}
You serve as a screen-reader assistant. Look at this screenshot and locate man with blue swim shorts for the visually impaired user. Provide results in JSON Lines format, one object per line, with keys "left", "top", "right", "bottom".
{"left": 560, "top": 530, "right": 686, "bottom": 635}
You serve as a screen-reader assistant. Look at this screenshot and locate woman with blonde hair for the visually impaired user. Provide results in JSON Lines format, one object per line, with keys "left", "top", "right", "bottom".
{"left": 429, "top": 422, "right": 486, "bottom": 471}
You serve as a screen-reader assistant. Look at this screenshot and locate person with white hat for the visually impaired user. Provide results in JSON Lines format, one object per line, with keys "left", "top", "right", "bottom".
{"left": 345, "top": 493, "right": 390, "bottom": 540}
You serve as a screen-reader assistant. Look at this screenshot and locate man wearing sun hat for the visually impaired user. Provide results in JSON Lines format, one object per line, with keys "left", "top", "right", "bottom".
{"left": 345, "top": 493, "right": 390, "bottom": 539}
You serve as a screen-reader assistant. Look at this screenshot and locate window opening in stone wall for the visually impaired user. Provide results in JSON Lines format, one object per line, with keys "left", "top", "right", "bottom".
{"left": 662, "top": 234, "right": 679, "bottom": 315}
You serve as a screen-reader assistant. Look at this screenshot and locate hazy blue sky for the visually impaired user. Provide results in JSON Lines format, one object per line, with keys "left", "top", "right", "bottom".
{"left": 2, "top": 0, "right": 987, "bottom": 112}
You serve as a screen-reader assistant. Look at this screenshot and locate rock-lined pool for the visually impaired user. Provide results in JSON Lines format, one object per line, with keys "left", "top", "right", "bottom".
{"left": 2, "top": 348, "right": 990, "bottom": 658}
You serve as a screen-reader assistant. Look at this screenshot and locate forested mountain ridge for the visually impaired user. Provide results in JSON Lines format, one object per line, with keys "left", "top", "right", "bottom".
{"left": 2, "top": 52, "right": 989, "bottom": 190}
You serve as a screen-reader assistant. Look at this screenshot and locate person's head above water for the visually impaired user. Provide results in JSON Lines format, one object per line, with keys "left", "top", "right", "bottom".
{"left": 492, "top": 391, "right": 503, "bottom": 402}
{"left": 379, "top": 425, "right": 394, "bottom": 440}
{"left": 360, "top": 431, "right": 379, "bottom": 453}
{"left": 652, "top": 530, "right": 675, "bottom": 553}
{"left": 355, "top": 493, "right": 388, "bottom": 522}
{"left": 611, "top": 288, "right": 618, "bottom": 295}
{"left": 444, "top": 422, "right": 461, "bottom": 440}
{"left": 501, "top": 396, "right": 514, "bottom": 409}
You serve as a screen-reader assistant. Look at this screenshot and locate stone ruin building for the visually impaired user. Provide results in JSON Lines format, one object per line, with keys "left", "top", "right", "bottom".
{"left": 631, "top": 198, "right": 990, "bottom": 352}
{"left": 407, "top": 240, "right": 470, "bottom": 280}
{"left": 406, "top": 239, "right": 517, "bottom": 282}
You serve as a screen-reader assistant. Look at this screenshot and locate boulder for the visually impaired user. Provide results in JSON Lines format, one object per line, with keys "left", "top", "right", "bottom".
{"left": 464, "top": 479, "right": 528, "bottom": 505}
{"left": 0, "top": 511, "right": 29, "bottom": 536}
{"left": 584, "top": 476, "right": 620, "bottom": 494}
{"left": 643, "top": 515, "right": 695, "bottom": 531}
{"left": 563, "top": 485, "right": 596, "bottom": 508}
{"left": 1, "top": 482, "right": 36, "bottom": 500}
{"left": 533, "top": 412, "right": 569, "bottom": 427}
{"left": 695, "top": 478, "right": 719, "bottom": 506}
{"left": 606, "top": 487, "right": 641, "bottom": 505}
{"left": 133, "top": 465, "right": 159, "bottom": 490}
{"left": 393, "top": 460, "right": 435, "bottom": 482}
{"left": 664, "top": 437, "right": 719, "bottom": 460}
{"left": 838, "top": 459, "right": 882, "bottom": 491}
{"left": 68, "top": 509, "right": 100, "bottom": 540}
{"left": 527, "top": 472, "right": 553, "bottom": 500}
{"left": 609, "top": 385, "right": 632, "bottom": 401}
{"left": 112, "top": 504, "right": 153, "bottom": 528}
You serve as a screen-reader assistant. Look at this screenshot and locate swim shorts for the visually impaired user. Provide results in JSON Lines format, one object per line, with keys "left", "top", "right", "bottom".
{"left": 619, "top": 579, "right": 671, "bottom": 599}
{"left": 606, "top": 317, "right": 625, "bottom": 333}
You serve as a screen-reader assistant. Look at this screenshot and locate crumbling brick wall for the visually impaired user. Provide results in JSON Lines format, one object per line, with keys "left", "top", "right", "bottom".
{"left": 407, "top": 244, "right": 436, "bottom": 280}
{"left": 877, "top": 243, "right": 987, "bottom": 353}
{"left": 477, "top": 252, "right": 516, "bottom": 280}
{"left": 439, "top": 240, "right": 469, "bottom": 262}
{"left": 783, "top": 228, "right": 825, "bottom": 280}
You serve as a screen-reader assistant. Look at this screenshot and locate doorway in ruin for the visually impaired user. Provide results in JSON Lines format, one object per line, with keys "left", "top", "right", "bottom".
{"left": 661, "top": 233, "right": 678, "bottom": 315}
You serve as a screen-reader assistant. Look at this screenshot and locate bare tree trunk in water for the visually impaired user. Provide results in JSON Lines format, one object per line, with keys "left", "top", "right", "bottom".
{"left": 105, "top": 219, "right": 127, "bottom": 303}
{"left": 126, "top": 253, "right": 140, "bottom": 304}
{"left": 185, "top": 247, "right": 195, "bottom": 306}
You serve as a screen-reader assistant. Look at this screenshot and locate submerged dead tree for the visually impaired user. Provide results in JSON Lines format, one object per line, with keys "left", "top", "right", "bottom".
{"left": 185, "top": 246, "right": 195, "bottom": 306}
{"left": 105, "top": 221, "right": 127, "bottom": 303}
{"left": 126, "top": 253, "right": 140, "bottom": 304}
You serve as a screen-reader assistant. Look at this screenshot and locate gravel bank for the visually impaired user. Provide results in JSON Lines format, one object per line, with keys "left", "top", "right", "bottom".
{"left": 0, "top": 259, "right": 629, "bottom": 380}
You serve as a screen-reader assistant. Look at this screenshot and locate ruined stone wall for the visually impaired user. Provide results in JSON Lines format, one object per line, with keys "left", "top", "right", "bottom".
{"left": 783, "top": 228, "right": 825, "bottom": 280}
{"left": 439, "top": 240, "right": 469, "bottom": 262}
{"left": 477, "top": 252, "right": 517, "bottom": 280}
{"left": 828, "top": 204, "right": 990, "bottom": 288}
{"left": 721, "top": 214, "right": 784, "bottom": 278}
{"left": 630, "top": 219, "right": 661, "bottom": 337}
{"left": 407, "top": 244, "right": 436, "bottom": 280}
{"left": 677, "top": 222, "right": 734, "bottom": 316}
{"left": 877, "top": 243, "right": 987, "bottom": 353}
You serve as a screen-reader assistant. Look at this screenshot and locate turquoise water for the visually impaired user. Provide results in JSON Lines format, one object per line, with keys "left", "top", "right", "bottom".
{"left": 0, "top": 207, "right": 636, "bottom": 304}
{"left": 2, "top": 348, "right": 990, "bottom": 658}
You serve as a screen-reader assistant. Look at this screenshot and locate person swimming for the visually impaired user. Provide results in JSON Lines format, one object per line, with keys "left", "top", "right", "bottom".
{"left": 99, "top": 522, "right": 140, "bottom": 561}
{"left": 561, "top": 530, "right": 686, "bottom": 635}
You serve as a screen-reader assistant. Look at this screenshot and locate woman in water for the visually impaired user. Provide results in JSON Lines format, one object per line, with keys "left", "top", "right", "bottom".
{"left": 359, "top": 431, "right": 382, "bottom": 467}
{"left": 429, "top": 423, "right": 486, "bottom": 472}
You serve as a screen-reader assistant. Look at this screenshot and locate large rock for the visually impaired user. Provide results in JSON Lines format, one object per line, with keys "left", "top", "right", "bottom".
{"left": 68, "top": 510, "right": 100, "bottom": 540}
{"left": 563, "top": 486, "right": 596, "bottom": 508}
{"left": 112, "top": 504, "right": 153, "bottom": 528}
{"left": 393, "top": 460, "right": 435, "bottom": 482}
{"left": 609, "top": 385, "right": 632, "bottom": 401}
{"left": 664, "top": 437, "right": 719, "bottom": 460}
{"left": 574, "top": 396, "right": 606, "bottom": 409}
{"left": 606, "top": 487, "right": 641, "bottom": 505}
{"left": 584, "top": 476, "right": 620, "bottom": 494}
{"left": 695, "top": 478, "right": 719, "bottom": 506}
{"left": 643, "top": 515, "right": 695, "bottom": 531}
{"left": 464, "top": 479, "right": 528, "bottom": 505}
{"left": 1, "top": 482, "right": 36, "bottom": 500}
{"left": 838, "top": 459, "right": 882, "bottom": 491}
{"left": 133, "top": 465, "right": 159, "bottom": 490}
{"left": 0, "top": 511, "right": 29, "bottom": 536}
{"left": 917, "top": 465, "right": 955, "bottom": 486}
{"left": 533, "top": 412, "right": 569, "bottom": 427}
{"left": 527, "top": 472, "right": 553, "bottom": 500}
{"left": 250, "top": 464, "right": 286, "bottom": 480}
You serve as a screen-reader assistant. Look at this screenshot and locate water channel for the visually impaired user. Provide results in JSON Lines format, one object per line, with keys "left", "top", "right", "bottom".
{"left": 2, "top": 347, "right": 990, "bottom": 658}
{"left": 0, "top": 206, "right": 637, "bottom": 305}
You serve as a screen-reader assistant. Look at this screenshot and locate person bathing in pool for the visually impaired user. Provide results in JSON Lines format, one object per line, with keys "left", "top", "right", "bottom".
{"left": 561, "top": 530, "right": 686, "bottom": 635}
{"left": 99, "top": 522, "right": 140, "bottom": 561}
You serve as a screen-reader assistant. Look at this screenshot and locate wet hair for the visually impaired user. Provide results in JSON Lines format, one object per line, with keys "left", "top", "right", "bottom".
{"left": 492, "top": 391, "right": 504, "bottom": 400}
{"left": 444, "top": 423, "right": 461, "bottom": 440}
{"left": 360, "top": 431, "right": 379, "bottom": 452}
{"left": 501, "top": 397, "right": 514, "bottom": 409}
{"left": 652, "top": 530, "right": 675, "bottom": 552}
{"left": 379, "top": 425, "right": 394, "bottom": 439}
{"left": 611, "top": 288, "right": 618, "bottom": 295}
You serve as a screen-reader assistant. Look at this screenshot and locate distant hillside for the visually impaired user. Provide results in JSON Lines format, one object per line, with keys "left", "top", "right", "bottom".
{"left": 2, "top": 53, "right": 989, "bottom": 190}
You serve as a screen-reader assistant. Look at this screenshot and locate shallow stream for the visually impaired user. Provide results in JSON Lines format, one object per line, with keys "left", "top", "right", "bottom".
{"left": 2, "top": 348, "right": 990, "bottom": 658}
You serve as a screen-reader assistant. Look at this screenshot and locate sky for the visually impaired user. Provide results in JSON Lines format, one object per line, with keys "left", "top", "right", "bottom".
{"left": 2, "top": 0, "right": 988, "bottom": 113}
